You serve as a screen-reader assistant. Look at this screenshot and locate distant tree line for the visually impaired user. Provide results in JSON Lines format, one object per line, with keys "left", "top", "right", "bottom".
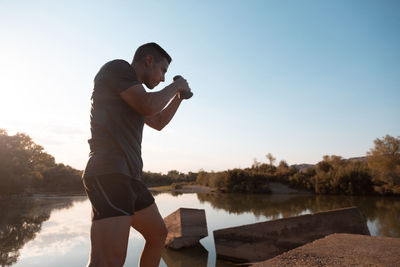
{"left": 197, "top": 135, "right": 400, "bottom": 196}
{"left": 0, "top": 129, "right": 83, "bottom": 196}
{"left": 0, "top": 129, "right": 197, "bottom": 196}
{"left": 196, "top": 159, "right": 296, "bottom": 194}
{"left": 142, "top": 169, "right": 197, "bottom": 187}
{"left": 1, "top": 129, "right": 399, "bottom": 197}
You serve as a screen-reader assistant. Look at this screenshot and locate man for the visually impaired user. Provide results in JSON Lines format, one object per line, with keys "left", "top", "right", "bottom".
{"left": 81, "top": 42, "right": 192, "bottom": 267}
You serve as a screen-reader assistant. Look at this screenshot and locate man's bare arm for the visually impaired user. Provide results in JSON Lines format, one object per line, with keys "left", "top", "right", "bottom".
{"left": 145, "top": 95, "right": 183, "bottom": 131}
{"left": 120, "top": 78, "right": 189, "bottom": 116}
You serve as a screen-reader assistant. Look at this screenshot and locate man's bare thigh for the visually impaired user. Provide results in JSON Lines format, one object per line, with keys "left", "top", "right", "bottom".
{"left": 91, "top": 215, "right": 132, "bottom": 249}
{"left": 131, "top": 203, "right": 167, "bottom": 239}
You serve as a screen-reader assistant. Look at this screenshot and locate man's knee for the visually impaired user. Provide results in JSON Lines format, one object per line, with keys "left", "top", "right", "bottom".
{"left": 156, "top": 222, "right": 168, "bottom": 241}
{"left": 104, "top": 255, "right": 126, "bottom": 267}
{"left": 161, "top": 222, "right": 168, "bottom": 239}
{"left": 145, "top": 221, "right": 168, "bottom": 243}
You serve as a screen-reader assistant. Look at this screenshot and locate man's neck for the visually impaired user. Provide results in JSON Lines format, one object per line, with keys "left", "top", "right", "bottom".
{"left": 132, "top": 62, "right": 144, "bottom": 83}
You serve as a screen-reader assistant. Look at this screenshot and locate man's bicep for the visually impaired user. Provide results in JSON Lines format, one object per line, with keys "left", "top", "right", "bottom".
{"left": 120, "top": 84, "right": 151, "bottom": 115}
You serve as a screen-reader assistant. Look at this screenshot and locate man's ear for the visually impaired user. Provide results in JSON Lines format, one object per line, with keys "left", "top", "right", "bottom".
{"left": 144, "top": 55, "right": 154, "bottom": 67}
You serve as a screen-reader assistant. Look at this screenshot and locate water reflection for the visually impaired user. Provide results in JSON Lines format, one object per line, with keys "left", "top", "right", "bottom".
{"left": 1, "top": 193, "right": 399, "bottom": 266}
{"left": 0, "top": 196, "right": 86, "bottom": 266}
{"left": 162, "top": 244, "right": 208, "bottom": 267}
{"left": 196, "top": 193, "right": 400, "bottom": 237}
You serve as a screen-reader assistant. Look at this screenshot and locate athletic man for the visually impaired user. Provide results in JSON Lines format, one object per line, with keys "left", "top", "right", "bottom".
{"left": 81, "top": 42, "right": 192, "bottom": 267}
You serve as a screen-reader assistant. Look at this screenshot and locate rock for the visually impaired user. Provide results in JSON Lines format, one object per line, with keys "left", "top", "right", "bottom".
{"left": 252, "top": 233, "right": 400, "bottom": 266}
{"left": 164, "top": 208, "right": 208, "bottom": 249}
{"left": 213, "top": 207, "right": 370, "bottom": 263}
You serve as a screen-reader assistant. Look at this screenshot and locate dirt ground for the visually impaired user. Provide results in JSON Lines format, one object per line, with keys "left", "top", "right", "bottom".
{"left": 252, "top": 233, "right": 400, "bottom": 267}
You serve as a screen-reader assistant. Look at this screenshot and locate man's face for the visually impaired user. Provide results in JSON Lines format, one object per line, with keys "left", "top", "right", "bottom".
{"left": 144, "top": 57, "right": 169, "bottom": 89}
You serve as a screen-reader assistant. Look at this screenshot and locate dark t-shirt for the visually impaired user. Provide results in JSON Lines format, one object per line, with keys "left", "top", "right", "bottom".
{"left": 83, "top": 59, "right": 144, "bottom": 179}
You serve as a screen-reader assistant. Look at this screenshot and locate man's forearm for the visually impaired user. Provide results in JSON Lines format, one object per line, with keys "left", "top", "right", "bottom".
{"left": 157, "top": 95, "right": 182, "bottom": 129}
{"left": 146, "top": 83, "right": 179, "bottom": 115}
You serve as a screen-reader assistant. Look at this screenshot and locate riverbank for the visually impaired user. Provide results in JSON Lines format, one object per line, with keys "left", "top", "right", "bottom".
{"left": 149, "top": 182, "right": 310, "bottom": 195}
{"left": 149, "top": 184, "right": 217, "bottom": 193}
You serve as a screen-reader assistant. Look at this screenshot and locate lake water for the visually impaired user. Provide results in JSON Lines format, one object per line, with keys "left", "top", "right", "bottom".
{"left": 1, "top": 192, "right": 399, "bottom": 266}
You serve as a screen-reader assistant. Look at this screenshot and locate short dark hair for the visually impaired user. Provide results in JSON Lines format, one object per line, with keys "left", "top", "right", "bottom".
{"left": 133, "top": 42, "right": 172, "bottom": 64}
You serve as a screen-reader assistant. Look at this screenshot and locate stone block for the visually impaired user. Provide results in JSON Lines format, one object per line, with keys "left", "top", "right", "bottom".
{"left": 164, "top": 208, "right": 208, "bottom": 249}
{"left": 213, "top": 207, "right": 370, "bottom": 263}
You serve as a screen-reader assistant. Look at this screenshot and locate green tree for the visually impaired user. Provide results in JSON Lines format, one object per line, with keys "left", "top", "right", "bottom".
{"left": 367, "top": 135, "right": 400, "bottom": 194}
{"left": 196, "top": 170, "right": 208, "bottom": 186}
{"left": 252, "top": 158, "right": 261, "bottom": 168}
{"left": 0, "top": 129, "right": 83, "bottom": 196}
{"left": 266, "top": 153, "right": 276, "bottom": 166}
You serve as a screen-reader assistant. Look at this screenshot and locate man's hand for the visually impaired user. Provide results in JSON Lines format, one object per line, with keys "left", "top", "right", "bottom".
{"left": 173, "top": 75, "right": 193, "bottom": 100}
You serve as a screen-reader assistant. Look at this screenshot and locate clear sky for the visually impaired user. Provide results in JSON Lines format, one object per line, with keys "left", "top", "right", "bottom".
{"left": 1, "top": 0, "right": 399, "bottom": 173}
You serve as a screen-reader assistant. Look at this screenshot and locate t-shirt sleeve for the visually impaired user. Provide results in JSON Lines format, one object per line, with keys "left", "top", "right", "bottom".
{"left": 105, "top": 61, "right": 141, "bottom": 94}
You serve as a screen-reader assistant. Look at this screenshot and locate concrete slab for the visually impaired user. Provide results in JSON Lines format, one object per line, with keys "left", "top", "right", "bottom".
{"left": 252, "top": 233, "right": 400, "bottom": 267}
{"left": 213, "top": 207, "right": 370, "bottom": 263}
{"left": 164, "top": 208, "right": 208, "bottom": 249}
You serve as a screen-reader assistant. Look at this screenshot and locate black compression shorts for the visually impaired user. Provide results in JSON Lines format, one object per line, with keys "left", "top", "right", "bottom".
{"left": 82, "top": 173, "right": 155, "bottom": 221}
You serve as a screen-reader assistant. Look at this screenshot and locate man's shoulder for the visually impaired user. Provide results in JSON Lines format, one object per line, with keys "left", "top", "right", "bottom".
{"left": 103, "top": 59, "right": 132, "bottom": 72}
{"left": 95, "top": 59, "right": 136, "bottom": 83}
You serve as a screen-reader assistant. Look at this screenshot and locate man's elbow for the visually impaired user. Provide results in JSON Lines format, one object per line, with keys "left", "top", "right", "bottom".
{"left": 155, "top": 119, "right": 167, "bottom": 131}
{"left": 149, "top": 115, "right": 165, "bottom": 131}
{"left": 155, "top": 124, "right": 165, "bottom": 131}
